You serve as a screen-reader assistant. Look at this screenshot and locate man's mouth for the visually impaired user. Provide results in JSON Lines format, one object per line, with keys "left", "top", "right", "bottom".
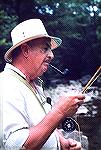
{"left": 43, "top": 59, "right": 52, "bottom": 72}
{"left": 44, "top": 59, "right": 51, "bottom": 65}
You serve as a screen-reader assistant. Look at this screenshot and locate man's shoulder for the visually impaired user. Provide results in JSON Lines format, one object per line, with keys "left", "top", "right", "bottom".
{"left": 0, "top": 71, "right": 6, "bottom": 81}
{"left": 0, "top": 70, "right": 22, "bottom": 90}
{"left": 0, "top": 70, "right": 15, "bottom": 81}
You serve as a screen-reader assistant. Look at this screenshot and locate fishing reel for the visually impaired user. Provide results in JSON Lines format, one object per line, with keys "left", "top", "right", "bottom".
{"left": 61, "top": 117, "right": 78, "bottom": 132}
{"left": 61, "top": 117, "right": 83, "bottom": 144}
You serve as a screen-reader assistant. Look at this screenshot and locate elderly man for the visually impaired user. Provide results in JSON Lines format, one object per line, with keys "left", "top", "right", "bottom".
{"left": 0, "top": 19, "right": 84, "bottom": 150}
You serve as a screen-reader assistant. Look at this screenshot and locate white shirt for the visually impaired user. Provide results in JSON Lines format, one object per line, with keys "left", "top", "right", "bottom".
{"left": 0, "top": 63, "right": 60, "bottom": 150}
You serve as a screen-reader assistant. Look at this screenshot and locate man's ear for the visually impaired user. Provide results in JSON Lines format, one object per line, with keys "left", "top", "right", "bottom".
{"left": 21, "top": 43, "right": 29, "bottom": 58}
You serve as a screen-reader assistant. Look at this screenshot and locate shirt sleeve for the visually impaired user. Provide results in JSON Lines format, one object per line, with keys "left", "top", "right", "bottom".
{"left": 2, "top": 82, "right": 30, "bottom": 150}
{"left": 5, "top": 128, "right": 29, "bottom": 150}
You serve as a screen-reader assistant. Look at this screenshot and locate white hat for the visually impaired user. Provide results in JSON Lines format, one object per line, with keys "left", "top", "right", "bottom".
{"left": 4, "top": 19, "right": 62, "bottom": 62}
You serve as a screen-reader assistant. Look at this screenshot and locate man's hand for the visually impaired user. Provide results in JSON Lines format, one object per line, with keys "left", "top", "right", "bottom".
{"left": 61, "top": 138, "right": 81, "bottom": 150}
{"left": 54, "top": 94, "right": 85, "bottom": 118}
{"left": 57, "top": 129, "right": 81, "bottom": 150}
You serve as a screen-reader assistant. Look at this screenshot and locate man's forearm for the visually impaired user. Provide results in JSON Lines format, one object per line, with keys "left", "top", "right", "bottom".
{"left": 23, "top": 107, "right": 64, "bottom": 150}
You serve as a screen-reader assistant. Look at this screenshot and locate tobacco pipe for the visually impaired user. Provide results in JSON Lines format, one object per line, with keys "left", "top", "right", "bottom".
{"left": 49, "top": 64, "right": 69, "bottom": 76}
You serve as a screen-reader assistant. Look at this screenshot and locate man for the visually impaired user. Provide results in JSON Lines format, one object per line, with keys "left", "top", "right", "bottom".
{"left": 0, "top": 19, "right": 85, "bottom": 150}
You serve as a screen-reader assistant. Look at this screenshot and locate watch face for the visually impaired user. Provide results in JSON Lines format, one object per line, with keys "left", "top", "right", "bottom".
{"left": 62, "top": 117, "right": 77, "bottom": 132}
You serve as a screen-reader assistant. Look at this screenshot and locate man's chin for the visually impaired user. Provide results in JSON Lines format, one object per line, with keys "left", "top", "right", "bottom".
{"left": 43, "top": 65, "right": 49, "bottom": 72}
{"left": 35, "top": 66, "right": 49, "bottom": 77}
{"left": 37, "top": 69, "right": 48, "bottom": 77}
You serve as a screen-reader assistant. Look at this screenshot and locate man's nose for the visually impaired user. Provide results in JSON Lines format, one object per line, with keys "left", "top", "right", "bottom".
{"left": 47, "top": 50, "right": 54, "bottom": 60}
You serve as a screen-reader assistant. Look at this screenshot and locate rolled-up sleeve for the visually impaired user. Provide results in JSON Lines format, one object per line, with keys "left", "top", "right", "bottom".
{"left": 2, "top": 82, "right": 30, "bottom": 150}
{"left": 5, "top": 128, "right": 29, "bottom": 150}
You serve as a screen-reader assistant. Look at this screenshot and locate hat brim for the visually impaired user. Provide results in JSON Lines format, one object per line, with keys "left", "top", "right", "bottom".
{"left": 4, "top": 34, "right": 62, "bottom": 62}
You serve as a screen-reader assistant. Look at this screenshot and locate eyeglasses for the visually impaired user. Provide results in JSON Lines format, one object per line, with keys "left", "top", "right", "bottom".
{"left": 27, "top": 42, "right": 52, "bottom": 54}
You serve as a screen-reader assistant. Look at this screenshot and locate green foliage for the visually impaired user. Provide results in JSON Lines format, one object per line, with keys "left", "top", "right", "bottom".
{"left": 96, "top": 25, "right": 101, "bottom": 40}
{"left": 36, "top": 0, "right": 101, "bottom": 77}
{"left": 0, "top": 4, "right": 18, "bottom": 71}
{"left": 0, "top": 0, "right": 101, "bottom": 76}
{"left": 0, "top": 6, "right": 18, "bottom": 48}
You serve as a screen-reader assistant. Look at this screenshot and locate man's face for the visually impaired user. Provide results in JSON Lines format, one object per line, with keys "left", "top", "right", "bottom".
{"left": 26, "top": 37, "right": 54, "bottom": 79}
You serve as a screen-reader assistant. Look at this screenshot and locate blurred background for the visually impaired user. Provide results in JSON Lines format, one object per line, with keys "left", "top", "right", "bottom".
{"left": 0, "top": 0, "right": 101, "bottom": 149}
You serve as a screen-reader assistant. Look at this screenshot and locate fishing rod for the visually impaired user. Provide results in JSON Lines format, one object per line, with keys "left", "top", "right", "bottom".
{"left": 81, "top": 66, "right": 101, "bottom": 93}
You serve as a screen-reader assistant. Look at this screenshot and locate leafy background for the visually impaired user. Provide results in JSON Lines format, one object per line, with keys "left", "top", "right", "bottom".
{"left": 0, "top": 0, "right": 101, "bottom": 82}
